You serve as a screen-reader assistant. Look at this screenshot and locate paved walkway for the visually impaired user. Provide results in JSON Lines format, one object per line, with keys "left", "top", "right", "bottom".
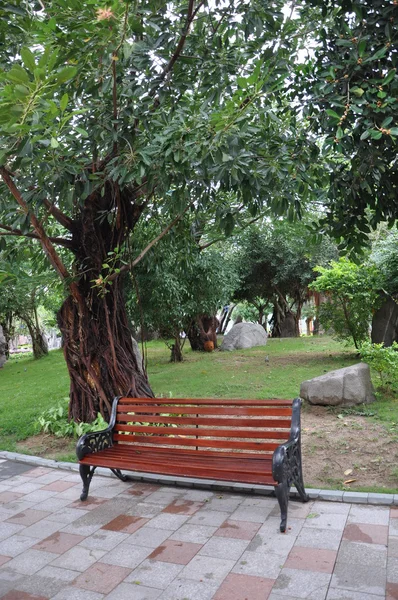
{"left": 0, "top": 459, "right": 397, "bottom": 600}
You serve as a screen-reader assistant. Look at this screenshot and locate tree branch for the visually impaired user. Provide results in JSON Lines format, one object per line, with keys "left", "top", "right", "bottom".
{"left": 0, "top": 224, "right": 73, "bottom": 248}
{"left": 43, "top": 199, "right": 75, "bottom": 231}
{"left": 149, "top": 1, "right": 205, "bottom": 97}
{"left": 108, "top": 203, "right": 192, "bottom": 281}
{"left": 0, "top": 167, "right": 71, "bottom": 282}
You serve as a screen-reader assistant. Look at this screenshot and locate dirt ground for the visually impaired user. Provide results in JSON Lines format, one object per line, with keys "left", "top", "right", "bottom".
{"left": 301, "top": 405, "right": 398, "bottom": 491}
{"left": 16, "top": 406, "right": 398, "bottom": 492}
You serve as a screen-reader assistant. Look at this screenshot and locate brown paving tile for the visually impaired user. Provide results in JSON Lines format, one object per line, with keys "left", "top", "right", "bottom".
{"left": 0, "top": 491, "right": 25, "bottom": 504}
{"left": 162, "top": 499, "right": 203, "bottom": 516}
{"left": 215, "top": 520, "right": 261, "bottom": 541}
{"left": 213, "top": 573, "right": 275, "bottom": 600}
{"left": 74, "top": 562, "right": 132, "bottom": 593}
{"left": 126, "top": 483, "right": 160, "bottom": 497}
{"left": 1, "top": 592, "right": 48, "bottom": 600}
{"left": 33, "top": 531, "right": 85, "bottom": 554}
{"left": 41, "top": 481, "right": 76, "bottom": 492}
{"left": 343, "top": 523, "right": 388, "bottom": 545}
{"left": 6, "top": 509, "right": 51, "bottom": 526}
{"left": 285, "top": 546, "right": 337, "bottom": 573}
{"left": 391, "top": 508, "right": 398, "bottom": 519}
{"left": 68, "top": 497, "right": 108, "bottom": 510}
{"left": 102, "top": 515, "right": 149, "bottom": 533}
{"left": 387, "top": 582, "right": 398, "bottom": 600}
{"left": 0, "top": 555, "right": 11, "bottom": 566}
{"left": 24, "top": 467, "right": 51, "bottom": 478}
{"left": 149, "top": 539, "right": 202, "bottom": 564}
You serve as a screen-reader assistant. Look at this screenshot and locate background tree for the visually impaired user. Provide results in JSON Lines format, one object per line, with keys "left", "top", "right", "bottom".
{"left": 233, "top": 221, "right": 336, "bottom": 336}
{"left": 0, "top": 0, "right": 324, "bottom": 421}
{"left": 309, "top": 257, "right": 382, "bottom": 349}
{"left": 299, "top": 0, "right": 398, "bottom": 249}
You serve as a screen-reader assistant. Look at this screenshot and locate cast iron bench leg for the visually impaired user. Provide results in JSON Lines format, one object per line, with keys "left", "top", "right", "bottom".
{"left": 110, "top": 468, "right": 128, "bottom": 482}
{"left": 79, "top": 464, "right": 96, "bottom": 501}
{"left": 275, "top": 481, "right": 289, "bottom": 533}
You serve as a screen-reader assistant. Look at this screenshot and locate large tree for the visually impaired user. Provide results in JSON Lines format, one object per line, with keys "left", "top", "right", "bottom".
{"left": 299, "top": 0, "right": 398, "bottom": 249}
{"left": 0, "top": 1, "right": 321, "bottom": 421}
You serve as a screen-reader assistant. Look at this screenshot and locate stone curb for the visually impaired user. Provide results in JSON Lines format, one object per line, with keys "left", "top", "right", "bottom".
{"left": 1, "top": 450, "right": 397, "bottom": 506}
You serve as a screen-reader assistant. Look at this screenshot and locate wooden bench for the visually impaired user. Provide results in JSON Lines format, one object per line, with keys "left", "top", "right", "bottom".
{"left": 76, "top": 396, "right": 309, "bottom": 532}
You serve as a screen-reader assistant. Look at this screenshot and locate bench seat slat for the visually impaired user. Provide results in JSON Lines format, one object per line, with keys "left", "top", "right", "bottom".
{"left": 117, "top": 406, "right": 292, "bottom": 416}
{"left": 114, "top": 424, "right": 290, "bottom": 439}
{"left": 80, "top": 447, "right": 275, "bottom": 484}
{"left": 111, "top": 443, "right": 276, "bottom": 461}
{"left": 118, "top": 397, "right": 293, "bottom": 406}
{"left": 112, "top": 434, "right": 279, "bottom": 451}
{"left": 115, "top": 415, "right": 292, "bottom": 428}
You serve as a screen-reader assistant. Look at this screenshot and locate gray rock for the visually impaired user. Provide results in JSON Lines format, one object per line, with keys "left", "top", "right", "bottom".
{"left": 300, "top": 363, "right": 376, "bottom": 406}
{"left": 220, "top": 322, "right": 267, "bottom": 351}
{"left": 0, "top": 325, "right": 6, "bottom": 368}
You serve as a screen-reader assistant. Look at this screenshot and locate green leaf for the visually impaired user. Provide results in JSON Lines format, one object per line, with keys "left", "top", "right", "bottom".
{"left": 336, "top": 127, "right": 343, "bottom": 140}
{"left": 369, "top": 130, "right": 382, "bottom": 140}
{"left": 50, "top": 137, "right": 59, "bottom": 148}
{"left": 389, "top": 128, "right": 398, "bottom": 136}
{"left": 382, "top": 69, "right": 396, "bottom": 85}
{"left": 381, "top": 116, "right": 393, "bottom": 128}
{"left": 357, "top": 39, "right": 367, "bottom": 57}
{"left": 60, "top": 93, "right": 68, "bottom": 112}
{"left": 237, "top": 77, "right": 248, "bottom": 89}
{"left": 75, "top": 127, "right": 88, "bottom": 137}
{"left": 326, "top": 109, "right": 340, "bottom": 120}
{"left": 20, "top": 47, "right": 36, "bottom": 72}
{"left": 56, "top": 66, "right": 77, "bottom": 83}
{"left": 6, "top": 65, "right": 29, "bottom": 84}
{"left": 222, "top": 153, "right": 233, "bottom": 162}
{"left": 351, "top": 87, "right": 364, "bottom": 97}
{"left": 369, "top": 46, "right": 388, "bottom": 61}
{"left": 360, "top": 130, "right": 370, "bottom": 140}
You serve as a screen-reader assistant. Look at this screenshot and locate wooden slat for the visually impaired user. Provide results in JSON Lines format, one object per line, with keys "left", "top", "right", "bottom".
{"left": 115, "top": 414, "right": 291, "bottom": 428}
{"left": 117, "top": 405, "right": 292, "bottom": 416}
{"left": 114, "top": 424, "right": 289, "bottom": 440}
{"left": 112, "top": 434, "right": 279, "bottom": 451}
{"left": 112, "top": 444, "right": 275, "bottom": 461}
{"left": 119, "top": 397, "right": 293, "bottom": 406}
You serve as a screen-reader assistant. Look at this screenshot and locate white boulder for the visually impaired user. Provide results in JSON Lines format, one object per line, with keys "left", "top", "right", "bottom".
{"left": 300, "top": 363, "right": 376, "bottom": 407}
{"left": 221, "top": 322, "right": 267, "bottom": 351}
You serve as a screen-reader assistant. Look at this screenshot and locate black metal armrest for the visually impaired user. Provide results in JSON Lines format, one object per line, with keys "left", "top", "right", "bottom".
{"left": 76, "top": 396, "right": 119, "bottom": 460}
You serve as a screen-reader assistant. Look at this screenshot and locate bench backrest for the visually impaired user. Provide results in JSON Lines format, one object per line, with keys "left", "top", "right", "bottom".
{"left": 113, "top": 397, "right": 294, "bottom": 456}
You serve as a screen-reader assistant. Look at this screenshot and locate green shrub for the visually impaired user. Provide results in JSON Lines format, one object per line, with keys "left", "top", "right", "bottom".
{"left": 35, "top": 400, "right": 108, "bottom": 438}
{"left": 359, "top": 341, "right": 398, "bottom": 392}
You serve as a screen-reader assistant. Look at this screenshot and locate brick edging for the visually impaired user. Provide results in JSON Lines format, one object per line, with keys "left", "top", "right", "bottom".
{"left": 1, "top": 450, "right": 397, "bottom": 506}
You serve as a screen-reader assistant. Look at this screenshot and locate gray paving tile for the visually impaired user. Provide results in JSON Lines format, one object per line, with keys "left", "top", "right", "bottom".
{"left": 170, "top": 523, "right": 217, "bottom": 544}
{"left": 12, "top": 571, "right": 72, "bottom": 597}
{"left": 4, "top": 548, "right": 55, "bottom": 574}
{"left": 0, "top": 522, "right": 25, "bottom": 541}
{"left": 348, "top": 505, "right": 390, "bottom": 526}
{"left": 388, "top": 536, "right": 398, "bottom": 557}
{"left": 127, "top": 502, "right": 164, "bottom": 518}
{"left": 257, "top": 516, "right": 304, "bottom": 538}
{"left": 232, "top": 549, "right": 284, "bottom": 579}
{"left": 296, "top": 527, "right": 343, "bottom": 550}
{"left": 20, "top": 517, "right": 62, "bottom": 539}
{"left": 0, "top": 534, "right": 40, "bottom": 557}
{"left": 198, "top": 536, "right": 249, "bottom": 560}
{"left": 246, "top": 530, "right": 296, "bottom": 557}
{"left": 145, "top": 490, "right": 184, "bottom": 505}
{"left": 326, "top": 588, "right": 386, "bottom": 600}
{"left": 230, "top": 505, "right": 273, "bottom": 523}
{"left": 182, "top": 489, "right": 214, "bottom": 502}
{"left": 303, "top": 512, "right": 348, "bottom": 531}
{"left": 78, "top": 529, "right": 128, "bottom": 551}
{"left": 187, "top": 510, "right": 230, "bottom": 527}
{"left": 51, "top": 545, "right": 106, "bottom": 571}
{"left": 47, "top": 507, "right": 89, "bottom": 524}
{"left": 99, "top": 542, "right": 151, "bottom": 569}
{"left": 146, "top": 513, "right": 190, "bottom": 531}
{"left": 389, "top": 518, "right": 398, "bottom": 536}
{"left": 336, "top": 540, "right": 387, "bottom": 568}
{"left": 271, "top": 567, "right": 331, "bottom": 599}
{"left": 311, "top": 502, "right": 350, "bottom": 515}
{"left": 34, "top": 497, "right": 75, "bottom": 512}
{"left": 20, "top": 489, "right": 57, "bottom": 503}
{"left": 179, "top": 554, "right": 235, "bottom": 582}
{"left": 387, "top": 555, "right": 398, "bottom": 583}
{"left": 330, "top": 562, "right": 386, "bottom": 596}
{"left": 106, "top": 582, "right": 162, "bottom": 599}
{"left": 158, "top": 577, "right": 219, "bottom": 600}
{"left": 37, "top": 564, "right": 80, "bottom": 582}
{"left": 51, "top": 588, "right": 105, "bottom": 600}
{"left": 201, "top": 494, "right": 243, "bottom": 512}
{"left": 126, "top": 558, "right": 184, "bottom": 588}
{"left": 123, "top": 527, "right": 174, "bottom": 549}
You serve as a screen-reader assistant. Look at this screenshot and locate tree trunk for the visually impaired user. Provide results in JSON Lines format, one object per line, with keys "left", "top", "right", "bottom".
{"left": 170, "top": 335, "right": 184, "bottom": 362}
{"left": 19, "top": 314, "right": 48, "bottom": 359}
{"left": 56, "top": 185, "right": 153, "bottom": 423}
{"left": 187, "top": 315, "right": 219, "bottom": 351}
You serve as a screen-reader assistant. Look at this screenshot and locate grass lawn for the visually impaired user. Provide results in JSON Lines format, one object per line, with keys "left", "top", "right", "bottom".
{"left": 0, "top": 335, "right": 397, "bottom": 491}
